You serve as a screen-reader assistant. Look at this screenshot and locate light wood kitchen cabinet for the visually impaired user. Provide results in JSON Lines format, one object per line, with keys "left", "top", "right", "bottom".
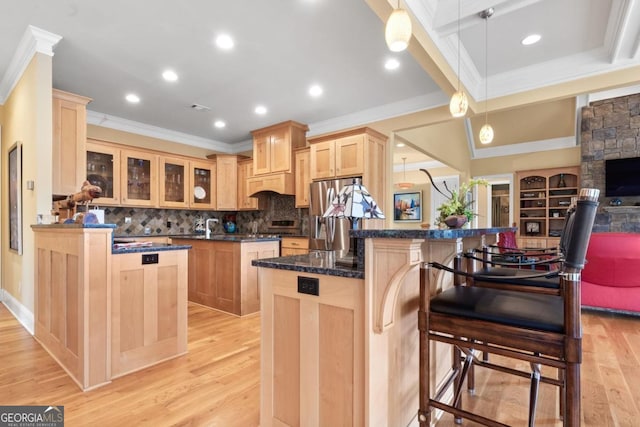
{"left": 237, "top": 158, "right": 261, "bottom": 210}
{"left": 294, "top": 148, "right": 311, "bottom": 207}
{"left": 281, "top": 236, "right": 309, "bottom": 256}
{"left": 159, "top": 156, "right": 189, "bottom": 208}
{"left": 86, "top": 139, "right": 121, "bottom": 205}
{"left": 308, "top": 127, "right": 388, "bottom": 229}
{"left": 251, "top": 121, "right": 308, "bottom": 175}
{"left": 190, "top": 159, "right": 216, "bottom": 210}
{"left": 111, "top": 250, "right": 188, "bottom": 378}
{"left": 247, "top": 172, "right": 295, "bottom": 196}
{"left": 259, "top": 268, "right": 364, "bottom": 426}
{"left": 214, "top": 154, "right": 238, "bottom": 210}
{"left": 309, "top": 134, "right": 364, "bottom": 180}
{"left": 172, "top": 239, "right": 280, "bottom": 316}
{"left": 121, "top": 148, "right": 158, "bottom": 207}
{"left": 515, "top": 166, "right": 580, "bottom": 247}
{"left": 52, "top": 89, "right": 91, "bottom": 195}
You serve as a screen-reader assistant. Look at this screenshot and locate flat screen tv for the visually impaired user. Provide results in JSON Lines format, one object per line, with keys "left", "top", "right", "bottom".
{"left": 605, "top": 157, "right": 640, "bottom": 197}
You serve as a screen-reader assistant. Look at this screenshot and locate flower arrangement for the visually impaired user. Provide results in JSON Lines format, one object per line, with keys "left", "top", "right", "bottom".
{"left": 420, "top": 169, "right": 488, "bottom": 227}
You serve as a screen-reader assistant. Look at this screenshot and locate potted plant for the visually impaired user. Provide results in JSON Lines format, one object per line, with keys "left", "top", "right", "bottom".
{"left": 420, "top": 169, "right": 488, "bottom": 228}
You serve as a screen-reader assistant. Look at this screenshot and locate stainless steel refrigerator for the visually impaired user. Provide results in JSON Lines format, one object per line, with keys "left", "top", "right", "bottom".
{"left": 309, "top": 177, "right": 359, "bottom": 254}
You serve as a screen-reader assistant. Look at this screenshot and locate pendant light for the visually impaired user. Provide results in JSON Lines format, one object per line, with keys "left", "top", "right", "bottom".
{"left": 396, "top": 157, "right": 414, "bottom": 189}
{"left": 449, "top": 0, "right": 468, "bottom": 117}
{"left": 479, "top": 8, "right": 494, "bottom": 144}
{"left": 385, "top": 0, "right": 412, "bottom": 52}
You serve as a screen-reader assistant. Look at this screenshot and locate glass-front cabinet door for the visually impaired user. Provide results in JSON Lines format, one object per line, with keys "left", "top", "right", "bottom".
{"left": 160, "top": 156, "right": 188, "bottom": 208}
{"left": 86, "top": 139, "right": 120, "bottom": 205}
{"left": 121, "top": 149, "right": 158, "bottom": 207}
{"left": 190, "top": 160, "right": 216, "bottom": 210}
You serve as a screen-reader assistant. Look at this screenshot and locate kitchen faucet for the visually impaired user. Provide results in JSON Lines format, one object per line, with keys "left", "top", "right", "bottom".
{"left": 205, "top": 218, "right": 219, "bottom": 238}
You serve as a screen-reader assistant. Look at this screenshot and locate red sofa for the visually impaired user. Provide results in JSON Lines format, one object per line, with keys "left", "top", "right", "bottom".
{"left": 581, "top": 232, "right": 640, "bottom": 314}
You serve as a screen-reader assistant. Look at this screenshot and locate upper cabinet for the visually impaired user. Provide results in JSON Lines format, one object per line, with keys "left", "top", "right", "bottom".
{"left": 87, "top": 140, "right": 217, "bottom": 210}
{"left": 121, "top": 148, "right": 158, "bottom": 207}
{"left": 214, "top": 154, "right": 239, "bottom": 210}
{"left": 52, "top": 89, "right": 91, "bottom": 195}
{"left": 309, "top": 134, "right": 364, "bottom": 180}
{"left": 251, "top": 120, "right": 308, "bottom": 176}
{"left": 295, "top": 148, "right": 310, "bottom": 208}
{"left": 86, "top": 139, "right": 121, "bottom": 205}
{"left": 237, "top": 158, "right": 261, "bottom": 210}
{"left": 190, "top": 160, "right": 216, "bottom": 210}
{"left": 308, "top": 127, "right": 388, "bottom": 229}
{"left": 160, "top": 156, "right": 189, "bottom": 208}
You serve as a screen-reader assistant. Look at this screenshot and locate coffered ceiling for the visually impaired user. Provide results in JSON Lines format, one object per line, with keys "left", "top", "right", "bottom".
{"left": 1, "top": 0, "right": 639, "bottom": 156}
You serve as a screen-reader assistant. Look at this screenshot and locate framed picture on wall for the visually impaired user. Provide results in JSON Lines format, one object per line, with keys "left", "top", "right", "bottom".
{"left": 394, "top": 191, "right": 422, "bottom": 221}
{"left": 8, "top": 141, "right": 22, "bottom": 254}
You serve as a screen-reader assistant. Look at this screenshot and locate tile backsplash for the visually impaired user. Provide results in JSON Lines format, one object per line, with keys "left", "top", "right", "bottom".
{"left": 99, "top": 194, "right": 308, "bottom": 236}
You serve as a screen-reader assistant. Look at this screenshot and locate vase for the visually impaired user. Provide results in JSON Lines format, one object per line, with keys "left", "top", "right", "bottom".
{"left": 444, "top": 215, "right": 468, "bottom": 228}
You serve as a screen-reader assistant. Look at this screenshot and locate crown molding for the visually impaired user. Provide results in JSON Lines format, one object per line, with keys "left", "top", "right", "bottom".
{"left": 86, "top": 110, "right": 253, "bottom": 154}
{"left": 0, "top": 25, "right": 61, "bottom": 104}
{"left": 308, "top": 92, "right": 448, "bottom": 137}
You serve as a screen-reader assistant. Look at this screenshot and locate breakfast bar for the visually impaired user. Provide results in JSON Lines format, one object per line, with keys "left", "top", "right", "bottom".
{"left": 253, "top": 226, "right": 512, "bottom": 426}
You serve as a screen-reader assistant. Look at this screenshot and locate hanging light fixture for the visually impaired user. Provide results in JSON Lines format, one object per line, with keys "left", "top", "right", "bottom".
{"left": 396, "top": 157, "right": 414, "bottom": 189}
{"left": 479, "top": 8, "right": 494, "bottom": 144}
{"left": 449, "top": 0, "right": 468, "bottom": 117}
{"left": 385, "top": 0, "right": 412, "bottom": 52}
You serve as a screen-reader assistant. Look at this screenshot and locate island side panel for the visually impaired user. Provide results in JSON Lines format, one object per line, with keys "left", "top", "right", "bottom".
{"left": 259, "top": 268, "right": 364, "bottom": 427}
{"left": 239, "top": 241, "right": 279, "bottom": 316}
{"left": 33, "top": 227, "right": 112, "bottom": 390}
{"left": 111, "top": 249, "right": 188, "bottom": 378}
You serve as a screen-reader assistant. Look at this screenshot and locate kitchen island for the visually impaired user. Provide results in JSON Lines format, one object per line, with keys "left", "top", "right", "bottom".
{"left": 32, "top": 224, "right": 190, "bottom": 390}
{"left": 253, "top": 227, "right": 512, "bottom": 427}
{"left": 171, "top": 234, "right": 280, "bottom": 316}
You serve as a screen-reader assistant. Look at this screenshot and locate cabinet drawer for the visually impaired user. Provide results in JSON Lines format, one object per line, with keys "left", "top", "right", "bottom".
{"left": 281, "top": 237, "right": 309, "bottom": 250}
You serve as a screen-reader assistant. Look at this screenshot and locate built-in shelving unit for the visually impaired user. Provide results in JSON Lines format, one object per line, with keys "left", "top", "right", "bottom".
{"left": 515, "top": 167, "right": 579, "bottom": 247}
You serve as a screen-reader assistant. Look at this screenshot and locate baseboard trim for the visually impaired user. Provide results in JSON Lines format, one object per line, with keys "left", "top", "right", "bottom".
{"left": 582, "top": 305, "right": 640, "bottom": 318}
{"left": 1, "top": 289, "right": 35, "bottom": 335}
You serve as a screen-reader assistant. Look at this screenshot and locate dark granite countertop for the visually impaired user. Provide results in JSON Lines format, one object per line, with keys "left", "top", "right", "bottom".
{"left": 350, "top": 227, "right": 516, "bottom": 239}
{"left": 112, "top": 243, "right": 192, "bottom": 255}
{"left": 32, "top": 223, "right": 117, "bottom": 229}
{"left": 170, "top": 234, "right": 281, "bottom": 243}
{"left": 252, "top": 251, "right": 364, "bottom": 279}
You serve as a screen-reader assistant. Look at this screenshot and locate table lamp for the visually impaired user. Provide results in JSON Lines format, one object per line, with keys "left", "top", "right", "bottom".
{"left": 323, "top": 178, "right": 384, "bottom": 267}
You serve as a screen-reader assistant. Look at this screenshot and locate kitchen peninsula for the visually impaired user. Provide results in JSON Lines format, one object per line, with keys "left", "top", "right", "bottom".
{"left": 253, "top": 226, "right": 512, "bottom": 426}
{"left": 32, "top": 223, "right": 191, "bottom": 390}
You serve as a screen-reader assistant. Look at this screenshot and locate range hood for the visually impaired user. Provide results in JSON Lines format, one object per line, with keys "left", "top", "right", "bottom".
{"left": 247, "top": 172, "right": 295, "bottom": 196}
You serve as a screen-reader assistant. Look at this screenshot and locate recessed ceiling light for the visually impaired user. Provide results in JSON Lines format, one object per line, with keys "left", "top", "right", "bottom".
{"left": 309, "top": 84, "right": 323, "bottom": 97}
{"left": 385, "top": 58, "right": 400, "bottom": 70}
{"left": 521, "top": 34, "right": 541, "bottom": 46}
{"left": 215, "top": 34, "right": 234, "bottom": 50}
{"left": 162, "top": 69, "right": 178, "bottom": 82}
{"left": 255, "top": 105, "right": 267, "bottom": 115}
{"left": 125, "top": 93, "right": 140, "bottom": 103}
{"left": 396, "top": 142, "right": 405, "bottom": 147}
{"left": 214, "top": 120, "right": 226, "bottom": 128}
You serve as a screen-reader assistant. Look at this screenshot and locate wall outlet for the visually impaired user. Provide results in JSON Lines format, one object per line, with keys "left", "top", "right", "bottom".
{"left": 166, "top": 220, "right": 172, "bottom": 228}
{"left": 124, "top": 217, "right": 132, "bottom": 224}
{"left": 297, "top": 276, "right": 319, "bottom": 296}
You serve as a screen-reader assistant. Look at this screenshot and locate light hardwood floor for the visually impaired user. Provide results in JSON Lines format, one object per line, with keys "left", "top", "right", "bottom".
{"left": 0, "top": 304, "right": 638, "bottom": 426}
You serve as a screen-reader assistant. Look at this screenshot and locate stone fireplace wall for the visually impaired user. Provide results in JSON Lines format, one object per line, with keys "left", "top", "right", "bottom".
{"left": 580, "top": 92, "right": 640, "bottom": 232}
